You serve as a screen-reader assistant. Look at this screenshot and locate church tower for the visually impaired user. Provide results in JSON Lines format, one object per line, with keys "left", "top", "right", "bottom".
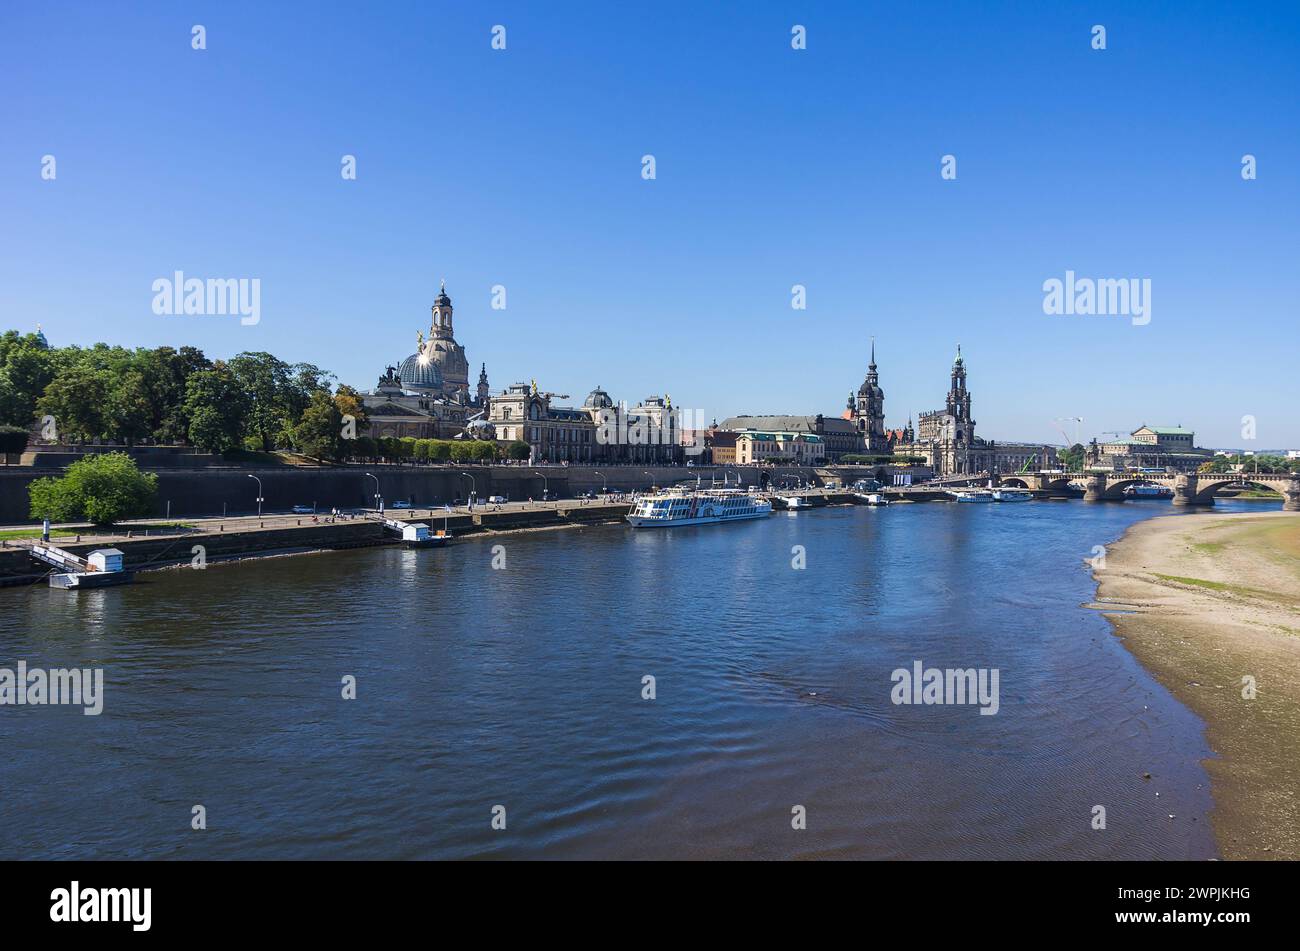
{"left": 423, "top": 280, "right": 469, "bottom": 399}
{"left": 431, "top": 280, "right": 454, "bottom": 338}
{"left": 853, "top": 338, "right": 887, "bottom": 453}
{"left": 944, "top": 344, "right": 975, "bottom": 441}
{"left": 476, "top": 363, "right": 491, "bottom": 409}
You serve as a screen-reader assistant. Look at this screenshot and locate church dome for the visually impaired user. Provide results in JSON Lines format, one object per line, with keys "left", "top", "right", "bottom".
{"left": 398, "top": 352, "right": 445, "bottom": 391}
{"left": 583, "top": 386, "right": 613, "bottom": 409}
{"left": 858, "top": 381, "right": 883, "bottom": 399}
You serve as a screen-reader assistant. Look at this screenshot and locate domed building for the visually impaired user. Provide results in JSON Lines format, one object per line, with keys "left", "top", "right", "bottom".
{"left": 396, "top": 351, "right": 445, "bottom": 393}
{"left": 361, "top": 283, "right": 491, "bottom": 440}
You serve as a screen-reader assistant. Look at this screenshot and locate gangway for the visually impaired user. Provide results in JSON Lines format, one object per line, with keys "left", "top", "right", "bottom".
{"left": 364, "top": 511, "right": 448, "bottom": 548}
{"left": 30, "top": 543, "right": 135, "bottom": 589}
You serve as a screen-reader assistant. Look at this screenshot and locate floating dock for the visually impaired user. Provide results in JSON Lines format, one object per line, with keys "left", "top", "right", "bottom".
{"left": 30, "top": 543, "right": 135, "bottom": 589}
{"left": 365, "top": 512, "right": 449, "bottom": 548}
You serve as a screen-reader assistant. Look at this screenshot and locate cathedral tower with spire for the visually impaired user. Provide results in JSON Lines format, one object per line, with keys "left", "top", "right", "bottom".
{"left": 850, "top": 338, "right": 888, "bottom": 453}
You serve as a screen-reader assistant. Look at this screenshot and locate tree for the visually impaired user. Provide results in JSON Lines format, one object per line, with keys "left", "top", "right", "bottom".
{"left": 228, "top": 352, "right": 294, "bottom": 451}
{"left": 36, "top": 364, "right": 112, "bottom": 442}
{"left": 291, "top": 390, "right": 343, "bottom": 460}
{"left": 0, "top": 423, "right": 29, "bottom": 460}
{"left": 1058, "top": 443, "right": 1086, "bottom": 471}
{"left": 184, "top": 363, "right": 250, "bottom": 453}
{"left": 333, "top": 384, "right": 369, "bottom": 446}
{"left": 351, "top": 435, "right": 376, "bottom": 461}
{"left": 28, "top": 451, "right": 158, "bottom": 525}
{"left": 133, "top": 345, "right": 211, "bottom": 443}
{"left": 0, "top": 331, "right": 57, "bottom": 428}
{"left": 105, "top": 368, "right": 153, "bottom": 445}
{"left": 507, "top": 440, "right": 531, "bottom": 461}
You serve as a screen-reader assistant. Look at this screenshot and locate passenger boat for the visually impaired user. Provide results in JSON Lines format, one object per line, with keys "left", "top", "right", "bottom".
{"left": 991, "top": 487, "right": 1033, "bottom": 502}
{"left": 947, "top": 489, "right": 995, "bottom": 502}
{"left": 627, "top": 489, "right": 772, "bottom": 527}
{"left": 1125, "top": 484, "right": 1173, "bottom": 499}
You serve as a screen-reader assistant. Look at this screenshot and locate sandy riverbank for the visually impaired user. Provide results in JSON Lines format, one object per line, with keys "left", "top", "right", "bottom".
{"left": 1091, "top": 510, "right": 1300, "bottom": 859}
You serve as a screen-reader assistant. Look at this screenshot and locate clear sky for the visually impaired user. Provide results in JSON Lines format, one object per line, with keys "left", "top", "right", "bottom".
{"left": 2, "top": 1, "right": 1297, "bottom": 448}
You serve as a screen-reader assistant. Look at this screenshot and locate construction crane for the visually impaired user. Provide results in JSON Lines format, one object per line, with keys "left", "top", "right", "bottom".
{"left": 1053, "top": 417, "right": 1084, "bottom": 447}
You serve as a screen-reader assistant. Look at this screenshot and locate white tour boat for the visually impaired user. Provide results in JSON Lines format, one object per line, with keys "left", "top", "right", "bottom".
{"left": 991, "top": 487, "right": 1033, "bottom": 502}
{"left": 627, "top": 489, "right": 773, "bottom": 527}
{"left": 947, "top": 489, "right": 995, "bottom": 503}
{"left": 1125, "top": 483, "right": 1173, "bottom": 499}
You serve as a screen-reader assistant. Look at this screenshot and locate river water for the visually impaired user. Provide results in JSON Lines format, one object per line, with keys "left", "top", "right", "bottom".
{"left": 3, "top": 499, "right": 1249, "bottom": 859}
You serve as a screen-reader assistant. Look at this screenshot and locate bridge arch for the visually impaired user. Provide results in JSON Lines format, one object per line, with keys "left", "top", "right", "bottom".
{"left": 1189, "top": 475, "right": 1296, "bottom": 506}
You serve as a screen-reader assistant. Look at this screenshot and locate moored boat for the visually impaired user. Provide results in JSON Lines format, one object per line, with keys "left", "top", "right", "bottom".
{"left": 627, "top": 489, "right": 772, "bottom": 527}
{"left": 991, "top": 487, "right": 1033, "bottom": 502}
{"left": 1125, "top": 483, "right": 1173, "bottom": 499}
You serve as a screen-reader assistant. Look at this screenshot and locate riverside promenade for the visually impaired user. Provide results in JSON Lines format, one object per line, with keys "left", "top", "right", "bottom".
{"left": 0, "top": 498, "right": 633, "bottom": 586}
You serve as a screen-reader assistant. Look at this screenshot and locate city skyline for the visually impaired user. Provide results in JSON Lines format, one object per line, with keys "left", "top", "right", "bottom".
{"left": 3, "top": 1, "right": 1298, "bottom": 446}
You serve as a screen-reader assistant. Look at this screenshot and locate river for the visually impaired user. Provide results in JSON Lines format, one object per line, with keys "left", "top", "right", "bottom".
{"left": 2, "top": 499, "right": 1251, "bottom": 859}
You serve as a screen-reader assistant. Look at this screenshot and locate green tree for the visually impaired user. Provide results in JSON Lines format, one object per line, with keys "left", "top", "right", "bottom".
{"left": 133, "top": 345, "right": 211, "bottom": 443}
{"left": 0, "top": 423, "right": 29, "bottom": 460}
{"left": 36, "top": 364, "right": 112, "bottom": 442}
{"left": 0, "top": 331, "right": 58, "bottom": 427}
{"left": 351, "top": 435, "right": 376, "bottom": 461}
{"left": 228, "top": 352, "right": 293, "bottom": 451}
{"left": 291, "top": 390, "right": 343, "bottom": 460}
{"left": 184, "top": 363, "right": 250, "bottom": 453}
{"left": 507, "top": 440, "right": 531, "bottom": 461}
{"left": 105, "top": 368, "right": 153, "bottom": 445}
{"left": 28, "top": 451, "right": 158, "bottom": 525}
{"left": 1058, "top": 443, "right": 1086, "bottom": 471}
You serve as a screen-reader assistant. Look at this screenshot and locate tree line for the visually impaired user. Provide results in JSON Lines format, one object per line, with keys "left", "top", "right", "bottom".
{"left": 0, "top": 330, "right": 370, "bottom": 460}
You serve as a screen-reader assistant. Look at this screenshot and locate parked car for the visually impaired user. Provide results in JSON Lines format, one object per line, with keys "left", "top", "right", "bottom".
{"left": 488, "top": 495, "right": 508, "bottom": 504}
{"left": 390, "top": 500, "right": 412, "bottom": 509}
{"left": 291, "top": 505, "right": 314, "bottom": 514}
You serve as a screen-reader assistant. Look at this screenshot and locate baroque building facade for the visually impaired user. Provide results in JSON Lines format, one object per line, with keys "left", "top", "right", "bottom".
{"left": 488, "top": 382, "right": 681, "bottom": 464}
{"left": 896, "top": 346, "right": 1054, "bottom": 475}
{"left": 361, "top": 283, "right": 491, "bottom": 440}
{"left": 846, "top": 339, "right": 889, "bottom": 453}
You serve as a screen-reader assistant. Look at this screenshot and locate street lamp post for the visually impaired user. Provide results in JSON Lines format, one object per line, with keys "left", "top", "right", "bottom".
{"left": 365, "top": 472, "right": 382, "bottom": 512}
{"left": 247, "top": 474, "right": 263, "bottom": 517}
{"left": 593, "top": 471, "right": 606, "bottom": 494}
{"left": 458, "top": 472, "right": 476, "bottom": 509}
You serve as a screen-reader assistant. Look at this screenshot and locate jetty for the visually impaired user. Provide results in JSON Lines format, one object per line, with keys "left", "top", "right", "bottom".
{"left": 364, "top": 510, "right": 448, "bottom": 548}
{"left": 29, "top": 543, "right": 135, "bottom": 589}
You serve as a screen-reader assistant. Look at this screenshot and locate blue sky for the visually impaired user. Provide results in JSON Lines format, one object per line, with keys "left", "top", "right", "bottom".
{"left": 2, "top": 1, "right": 1297, "bottom": 447}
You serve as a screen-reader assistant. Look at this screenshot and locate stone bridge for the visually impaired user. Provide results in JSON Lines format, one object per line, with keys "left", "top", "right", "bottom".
{"left": 997, "top": 471, "right": 1300, "bottom": 511}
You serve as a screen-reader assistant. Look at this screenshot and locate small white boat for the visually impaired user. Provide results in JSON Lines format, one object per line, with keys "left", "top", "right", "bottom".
{"left": 991, "top": 487, "right": 1033, "bottom": 502}
{"left": 855, "top": 493, "right": 889, "bottom": 506}
{"left": 781, "top": 496, "right": 812, "bottom": 510}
